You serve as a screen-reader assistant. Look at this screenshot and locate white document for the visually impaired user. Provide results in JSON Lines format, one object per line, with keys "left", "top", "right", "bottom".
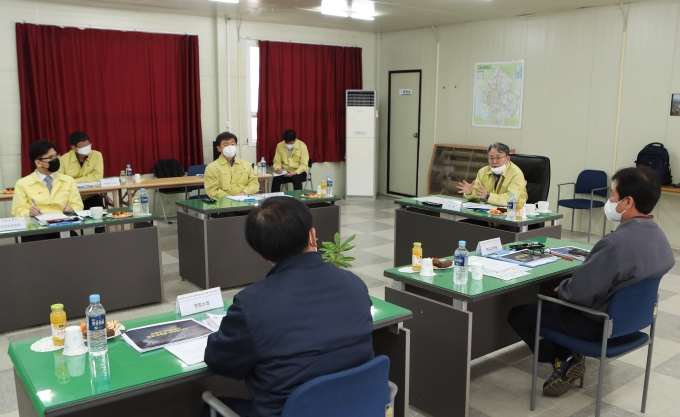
{"left": 206, "top": 312, "right": 226, "bottom": 330}
{"left": 273, "top": 171, "right": 289, "bottom": 177}
{"left": 462, "top": 203, "right": 497, "bottom": 210}
{"left": 75, "top": 210, "right": 92, "bottom": 217}
{"left": 468, "top": 256, "right": 531, "bottom": 281}
{"left": 225, "top": 195, "right": 264, "bottom": 202}
{"left": 35, "top": 213, "right": 70, "bottom": 222}
{"left": 76, "top": 182, "right": 101, "bottom": 188}
{"left": 485, "top": 269, "right": 531, "bottom": 281}
{"left": 164, "top": 336, "right": 209, "bottom": 366}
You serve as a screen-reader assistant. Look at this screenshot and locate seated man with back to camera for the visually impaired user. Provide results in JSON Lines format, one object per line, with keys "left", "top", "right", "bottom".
{"left": 58, "top": 131, "right": 105, "bottom": 233}
{"left": 508, "top": 166, "right": 675, "bottom": 397}
{"left": 12, "top": 140, "right": 84, "bottom": 242}
{"left": 271, "top": 129, "right": 310, "bottom": 192}
{"left": 204, "top": 132, "right": 260, "bottom": 199}
{"left": 203, "top": 197, "right": 374, "bottom": 417}
{"left": 456, "top": 142, "right": 528, "bottom": 206}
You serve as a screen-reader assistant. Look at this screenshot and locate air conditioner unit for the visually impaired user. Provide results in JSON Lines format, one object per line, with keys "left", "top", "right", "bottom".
{"left": 346, "top": 90, "right": 377, "bottom": 199}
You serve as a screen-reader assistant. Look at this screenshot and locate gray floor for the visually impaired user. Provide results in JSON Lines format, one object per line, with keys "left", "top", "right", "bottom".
{"left": 2, "top": 195, "right": 680, "bottom": 417}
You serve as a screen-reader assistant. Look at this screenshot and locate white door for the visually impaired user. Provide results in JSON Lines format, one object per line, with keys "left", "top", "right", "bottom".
{"left": 388, "top": 71, "right": 421, "bottom": 196}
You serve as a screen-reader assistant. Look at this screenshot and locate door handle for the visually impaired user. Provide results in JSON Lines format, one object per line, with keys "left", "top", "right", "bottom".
{"left": 413, "top": 133, "right": 419, "bottom": 138}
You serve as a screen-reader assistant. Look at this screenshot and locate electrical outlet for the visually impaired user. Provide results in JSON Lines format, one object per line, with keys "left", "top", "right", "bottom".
{"left": 225, "top": 121, "right": 230, "bottom": 130}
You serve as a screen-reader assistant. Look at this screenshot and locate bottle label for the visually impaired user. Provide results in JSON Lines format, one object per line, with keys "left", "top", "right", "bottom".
{"left": 52, "top": 323, "right": 66, "bottom": 340}
{"left": 88, "top": 314, "right": 106, "bottom": 331}
{"left": 141, "top": 196, "right": 148, "bottom": 204}
{"left": 454, "top": 254, "right": 467, "bottom": 267}
{"left": 412, "top": 255, "right": 422, "bottom": 266}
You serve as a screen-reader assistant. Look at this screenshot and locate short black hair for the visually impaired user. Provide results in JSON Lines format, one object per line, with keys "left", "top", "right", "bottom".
{"left": 29, "top": 140, "right": 57, "bottom": 162}
{"left": 68, "top": 131, "right": 90, "bottom": 147}
{"left": 245, "top": 197, "right": 312, "bottom": 262}
{"left": 488, "top": 142, "right": 510, "bottom": 155}
{"left": 216, "top": 132, "right": 238, "bottom": 147}
{"left": 612, "top": 166, "right": 661, "bottom": 214}
{"left": 283, "top": 129, "right": 297, "bottom": 143}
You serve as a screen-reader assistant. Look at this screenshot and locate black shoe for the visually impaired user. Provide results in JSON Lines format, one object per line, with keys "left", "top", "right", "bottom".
{"left": 543, "top": 354, "right": 586, "bottom": 397}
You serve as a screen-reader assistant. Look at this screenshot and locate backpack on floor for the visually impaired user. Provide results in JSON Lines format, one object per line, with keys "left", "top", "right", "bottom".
{"left": 634, "top": 142, "right": 672, "bottom": 185}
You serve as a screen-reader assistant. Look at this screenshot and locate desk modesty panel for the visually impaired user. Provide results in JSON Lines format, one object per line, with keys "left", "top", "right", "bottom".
{"left": 10, "top": 297, "right": 412, "bottom": 417}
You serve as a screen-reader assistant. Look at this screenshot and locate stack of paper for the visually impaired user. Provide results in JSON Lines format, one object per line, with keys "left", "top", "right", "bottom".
{"left": 164, "top": 337, "right": 209, "bottom": 366}
{"left": 225, "top": 195, "right": 264, "bottom": 202}
{"left": 468, "top": 256, "right": 531, "bottom": 281}
{"left": 121, "top": 319, "right": 215, "bottom": 353}
{"left": 273, "top": 171, "right": 289, "bottom": 177}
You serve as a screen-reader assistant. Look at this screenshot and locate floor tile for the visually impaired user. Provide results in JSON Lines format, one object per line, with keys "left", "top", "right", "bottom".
{"left": 494, "top": 344, "right": 533, "bottom": 366}
{"left": 368, "top": 285, "right": 386, "bottom": 300}
{"left": 617, "top": 337, "right": 680, "bottom": 370}
{"left": 164, "top": 248, "right": 179, "bottom": 259}
{"left": 350, "top": 261, "right": 395, "bottom": 281}
{"left": 658, "top": 294, "right": 680, "bottom": 316}
{"left": 470, "top": 358, "right": 507, "bottom": 381}
{"left": 408, "top": 405, "right": 432, "bottom": 417}
{"left": 340, "top": 226, "right": 364, "bottom": 238}
{"left": 163, "top": 279, "right": 203, "bottom": 302}
{"left": 468, "top": 407, "right": 492, "bottom": 417}
{"left": 652, "top": 351, "right": 680, "bottom": 380}
{"left": 369, "top": 229, "right": 395, "bottom": 241}
{"left": 0, "top": 337, "right": 10, "bottom": 372}
{"left": 659, "top": 274, "right": 680, "bottom": 294}
{"left": 161, "top": 251, "right": 179, "bottom": 265}
{"left": 578, "top": 358, "right": 645, "bottom": 399}
{"left": 354, "top": 272, "right": 391, "bottom": 289}
{"left": 568, "top": 402, "right": 640, "bottom": 417}
{"left": 512, "top": 356, "right": 555, "bottom": 381}
{"left": 345, "top": 249, "right": 391, "bottom": 268}
{"left": 340, "top": 214, "right": 370, "bottom": 225}
{"left": 351, "top": 210, "right": 395, "bottom": 221}
{"left": 380, "top": 208, "right": 397, "bottom": 214}
{"left": 351, "top": 233, "right": 394, "bottom": 250}
{"left": 0, "top": 410, "right": 19, "bottom": 417}
{"left": 653, "top": 311, "right": 680, "bottom": 344}
{"left": 339, "top": 205, "right": 374, "bottom": 215}
{"left": 0, "top": 369, "right": 17, "bottom": 414}
{"left": 342, "top": 220, "right": 394, "bottom": 233}
{"left": 658, "top": 289, "right": 678, "bottom": 302}
{"left": 363, "top": 243, "right": 394, "bottom": 259}
{"left": 602, "top": 371, "right": 680, "bottom": 415}
{"left": 375, "top": 217, "right": 395, "bottom": 226}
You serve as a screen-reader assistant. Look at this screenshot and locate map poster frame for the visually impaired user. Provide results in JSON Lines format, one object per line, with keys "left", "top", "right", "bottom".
{"left": 472, "top": 60, "right": 525, "bottom": 129}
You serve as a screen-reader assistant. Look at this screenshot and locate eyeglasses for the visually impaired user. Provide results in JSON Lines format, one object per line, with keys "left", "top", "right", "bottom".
{"left": 488, "top": 155, "right": 508, "bottom": 163}
{"left": 39, "top": 154, "right": 60, "bottom": 162}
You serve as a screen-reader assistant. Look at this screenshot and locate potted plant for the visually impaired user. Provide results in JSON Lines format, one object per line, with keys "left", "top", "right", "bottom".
{"left": 320, "top": 233, "right": 356, "bottom": 268}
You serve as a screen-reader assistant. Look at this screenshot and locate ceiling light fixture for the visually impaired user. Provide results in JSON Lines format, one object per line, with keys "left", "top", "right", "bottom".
{"left": 210, "top": 0, "right": 239, "bottom": 3}
{"left": 350, "top": 14, "right": 374, "bottom": 21}
{"left": 321, "top": 10, "right": 349, "bottom": 17}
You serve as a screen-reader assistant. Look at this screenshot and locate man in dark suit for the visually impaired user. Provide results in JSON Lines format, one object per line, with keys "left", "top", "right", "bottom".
{"left": 204, "top": 197, "right": 374, "bottom": 417}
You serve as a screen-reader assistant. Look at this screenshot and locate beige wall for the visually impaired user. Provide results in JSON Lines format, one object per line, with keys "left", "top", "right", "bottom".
{"left": 0, "top": 0, "right": 376, "bottom": 216}
{"left": 378, "top": 0, "right": 680, "bottom": 247}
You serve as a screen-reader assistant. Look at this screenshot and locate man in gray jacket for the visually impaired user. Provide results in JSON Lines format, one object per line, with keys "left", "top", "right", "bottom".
{"left": 508, "top": 166, "right": 675, "bottom": 397}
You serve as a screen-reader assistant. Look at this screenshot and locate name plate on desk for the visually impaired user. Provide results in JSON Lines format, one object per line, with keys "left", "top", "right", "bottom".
{"left": 100, "top": 178, "right": 121, "bottom": 187}
{"left": 0, "top": 217, "right": 26, "bottom": 232}
{"left": 175, "top": 287, "right": 223, "bottom": 317}
{"left": 476, "top": 237, "right": 503, "bottom": 256}
{"left": 442, "top": 200, "right": 462, "bottom": 211}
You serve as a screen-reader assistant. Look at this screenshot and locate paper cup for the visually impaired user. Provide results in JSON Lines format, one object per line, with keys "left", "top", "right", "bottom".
{"left": 66, "top": 353, "right": 86, "bottom": 377}
{"left": 90, "top": 207, "right": 104, "bottom": 220}
{"left": 537, "top": 201, "right": 550, "bottom": 212}
{"left": 420, "top": 258, "right": 436, "bottom": 276}
{"left": 470, "top": 262, "right": 484, "bottom": 281}
{"left": 134, "top": 173, "right": 142, "bottom": 183}
{"left": 63, "top": 326, "right": 88, "bottom": 356}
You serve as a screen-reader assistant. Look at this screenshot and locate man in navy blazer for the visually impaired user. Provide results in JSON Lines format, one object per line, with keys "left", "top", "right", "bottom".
{"left": 204, "top": 197, "right": 375, "bottom": 417}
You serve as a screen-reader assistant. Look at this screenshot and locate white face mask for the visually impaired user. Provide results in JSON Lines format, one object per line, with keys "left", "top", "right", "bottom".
{"left": 222, "top": 145, "right": 237, "bottom": 158}
{"left": 490, "top": 164, "right": 506, "bottom": 175}
{"left": 76, "top": 145, "right": 92, "bottom": 156}
{"left": 604, "top": 198, "right": 627, "bottom": 222}
{"left": 310, "top": 232, "right": 316, "bottom": 251}
{"left": 286, "top": 143, "right": 295, "bottom": 150}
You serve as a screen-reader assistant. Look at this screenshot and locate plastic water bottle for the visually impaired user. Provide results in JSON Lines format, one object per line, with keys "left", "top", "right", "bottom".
{"left": 453, "top": 241, "right": 469, "bottom": 286}
{"left": 326, "top": 174, "right": 333, "bottom": 197}
{"left": 260, "top": 157, "right": 266, "bottom": 176}
{"left": 507, "top": 192, "right": 517, "bottom": 221}
{"left": 86, "top": 294, "right": 108, "bottom": 355}
{"left": 140, "top": 188, "right": 149, "bottom": 215}
{"left": 126, "top": 164, "right": 133, "bottom": 185}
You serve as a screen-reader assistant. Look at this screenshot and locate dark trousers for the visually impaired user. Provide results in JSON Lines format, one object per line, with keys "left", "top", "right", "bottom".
{"left": 508, "top": 302, "right": 604, "bottom": 363}
{"left": 83, "top": 194, "right": 105, "bottom": 234}
{"left": 271, "top": 172, "right": 307, "bottom": 192}
{"left": 200, "top": 397, "right": 252, "bottom": 417}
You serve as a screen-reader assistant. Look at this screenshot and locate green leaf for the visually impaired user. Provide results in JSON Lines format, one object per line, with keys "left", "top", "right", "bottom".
{"left": 322, "top": 242, "right": 336, "bottom": 250}
{"left": 334, "top": 233, "right": 341, "bottom": 245}
{"left": 341, "top": 235, "right": 356, "bottom": 245}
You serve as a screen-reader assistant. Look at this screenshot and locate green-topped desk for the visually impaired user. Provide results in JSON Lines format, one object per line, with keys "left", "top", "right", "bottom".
{"left": 0, "top": 208, "right": 163, "bottom": 333}
{"left": 393, "top": 195, "right": 564, "bottom": 266}
{"left": 384, "top": 237, "right": 592, "bottom": 417}
{"left": 9, "top": 297, "right": 412, "bottom": 417}
{"left": 175, "top": 190, "right": 341, "bottom": 289}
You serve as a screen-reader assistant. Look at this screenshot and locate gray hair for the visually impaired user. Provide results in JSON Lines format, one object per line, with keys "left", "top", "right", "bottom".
{"left": 488, "top": 142, "right": 510, "bottom": 155}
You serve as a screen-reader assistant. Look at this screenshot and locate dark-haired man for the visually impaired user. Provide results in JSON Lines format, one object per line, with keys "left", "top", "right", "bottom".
{"left": 204, "top": 197, "right": 374, "bottom": 417}
{"left": 508, "top": 166, "right": 675, "bottom": 397}
{"left": 204, "top": 132, "right": 260, "bottom": 199}
{"left": 12, "top": 140, "right": 83, "bottom": 218}
{"left": 271, "top": 129, "right": 310, "bottom": 192}
{"left": 59, "top": 131, "right": 105, "bottom": 232}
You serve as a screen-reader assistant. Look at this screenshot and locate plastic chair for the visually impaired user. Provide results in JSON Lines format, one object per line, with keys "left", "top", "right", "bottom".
{"left": 152, "top": 159, "right": 187, "bottom": 224}
{"left": 556, "top": 170, "right": 608, "bottom": 241}
{"left": 186, "top": 164, "right": 207, "bottom": 199}
{"left": 282, "top": 159, "right": 314, "bottom": 191}
{"left": 531, "top": 277, "right": 662, "bottom": 417}
{"left": 203, "top": 355, "right": 397, "bottom": 417}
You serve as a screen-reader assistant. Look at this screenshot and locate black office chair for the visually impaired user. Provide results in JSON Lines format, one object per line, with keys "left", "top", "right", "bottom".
{"left": 153, "top": 159, "right": 187, "bottom": 224}
{"left": 510, "top": 154, "right": 551, "bottom": 204}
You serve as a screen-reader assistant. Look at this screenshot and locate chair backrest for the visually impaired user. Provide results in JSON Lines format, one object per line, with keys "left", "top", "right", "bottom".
{"left": 608, "top": 277, "right": 662, "bottom": 338}
{"left": 308, "top": 158, "right": 314, "bottom": 169}
{"left": 510, "top": 155, "right": 550, "bottom": 203}
{"left": 186, "top": 164, "right": 207, "bottom": 193}
{"left": 575, "top": 170, "right": 608, "bottom": 197}
{"left": 154, "top": 159, "right": 185, "bottom": 179}
{"left": 281, "top": 355, "right": 390, "bottom": 417}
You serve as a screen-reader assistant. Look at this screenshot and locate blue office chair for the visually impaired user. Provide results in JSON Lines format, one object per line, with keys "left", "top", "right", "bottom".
{"left": 186, "top": 164, "right": 207, "bottom": 199}
{"left": 556, "top": 170, "right": 608, "bottom": 241}
{"left": 531, "top": 276, "right": 662, "bottom": 417}
{"left": 203, "top": 355, "right": 397, "bottom": 417}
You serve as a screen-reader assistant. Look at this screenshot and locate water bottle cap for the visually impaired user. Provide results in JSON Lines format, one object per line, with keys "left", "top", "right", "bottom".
{"left": 89, "top": 294, "right": 100, "bottom": 303}
{"left": 510, "top": 192, "right": 515, "bottom": 196}
{"left": 51, "top": 303, "right": 64, "bottom": 311}
{"left": 459, "top": 241, "right": 466, "bottom": 246}
{"left": 140, "top": 188, "right": 146, "bottom": 191}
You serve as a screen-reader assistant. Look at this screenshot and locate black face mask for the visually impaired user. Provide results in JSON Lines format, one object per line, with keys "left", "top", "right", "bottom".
{"left": 46, "top": 158, "right": 60, "bottom": 173}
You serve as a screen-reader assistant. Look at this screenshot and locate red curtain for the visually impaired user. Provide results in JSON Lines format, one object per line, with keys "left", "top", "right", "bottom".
{"left": 257, "top": 41, "right": 362, "bottom": 163}
{"left": 16, "top": 23, "right": 203, "bottom": 177}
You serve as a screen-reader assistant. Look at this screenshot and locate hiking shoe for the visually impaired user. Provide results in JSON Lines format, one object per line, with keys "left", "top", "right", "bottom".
{"left": 543, "top": 354, "right": 586, "bottom": 397}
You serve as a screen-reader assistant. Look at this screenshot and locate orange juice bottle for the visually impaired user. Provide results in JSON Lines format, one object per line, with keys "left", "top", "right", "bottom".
{"left": 50, "top": 304, "right": 67, "bottom": 346}
{"left": 412, "top": 242, "right": 423, "bottom": 271}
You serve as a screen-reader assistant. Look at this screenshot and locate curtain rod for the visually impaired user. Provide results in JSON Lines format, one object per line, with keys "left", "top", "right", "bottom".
{"left": 239, "top": 37, "right": 359, "bottom": 48}
{"left": 15, "top": 21, "right": 197, "bottom": 36}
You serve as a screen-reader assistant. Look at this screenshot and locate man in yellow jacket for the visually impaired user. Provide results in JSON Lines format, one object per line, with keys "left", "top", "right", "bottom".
{"left": 12, "top": 140, "right": 84, "bottom": 241}
{"left": 58, "top": 131, "right": 105, "bottom": 233}
{"left": 457, "top": 142, "right": 528, "bottom": 206}
{"left": 271, "top": 129, "right": 310, "bottom": 192}
{"left": 204, "top": 132, "right": 260, "bottom": 199}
